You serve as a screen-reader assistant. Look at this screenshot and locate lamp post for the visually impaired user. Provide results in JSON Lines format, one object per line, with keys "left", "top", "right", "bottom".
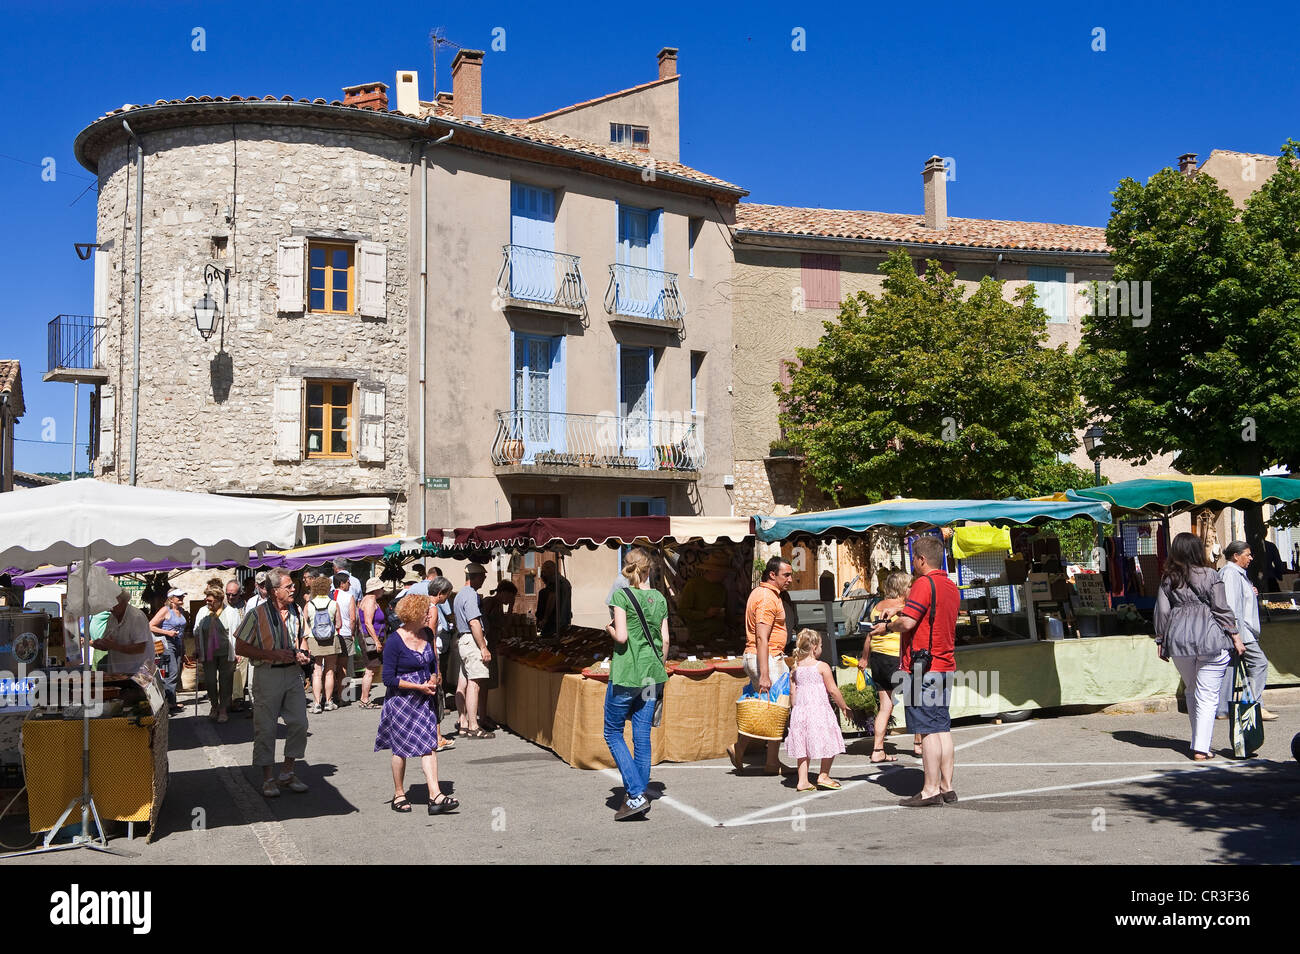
{"left": 193, "top": 264, "right": 228, "bottom": 341}
{"left": 1083, "top": 423, "right": 1106, "bottom": 562}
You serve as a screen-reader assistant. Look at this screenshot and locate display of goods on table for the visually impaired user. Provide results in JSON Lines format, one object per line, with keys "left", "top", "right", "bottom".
{"left": 496, "top": 613, "right": 750, "bottom": 678}
{"left": 1263, "top": 599, "right": 1299, "bottom": 612}
{"left": 668, "top": 659, "right": 714, "bottom": 676}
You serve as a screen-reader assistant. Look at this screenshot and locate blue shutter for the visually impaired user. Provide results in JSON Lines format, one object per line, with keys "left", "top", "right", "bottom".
{"left": 1028, "top": 266, "right": 1068, "bottom": 324}
{"left": 510, "top": 184, "right": 556, "bottom": 302}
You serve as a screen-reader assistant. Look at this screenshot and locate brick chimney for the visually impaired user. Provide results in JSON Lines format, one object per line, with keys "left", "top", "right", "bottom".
{"left": 1178, "top": 152, "right": 1199, "bottom": 175}
{"left": 452, "top": 49, "right": 484, "bottom": 121}
{"left": 658, "top": 47, "right": 678, "bottom": 81}
{"left": 922, "top": 155, "right": 947, "bottom": 230}
{"left": 342, "top": 81, "right": 389, "bottom": 111}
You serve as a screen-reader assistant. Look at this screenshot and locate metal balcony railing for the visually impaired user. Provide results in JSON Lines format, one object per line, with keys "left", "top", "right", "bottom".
{"left": 496, "top": 245, "right": 588, "bottom": 310}
{"left": 492, "top": 410, "right": 705, "bottom": 472}
{"left": 603, "top": 264, "right": 685, "bottom": 327}
{"left": 47, "top": 315, "right": 105, "bottom": 373}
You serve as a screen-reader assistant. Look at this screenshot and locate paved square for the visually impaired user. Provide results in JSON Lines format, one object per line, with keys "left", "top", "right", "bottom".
{"left": 6, "top": 698, "right": 1297, "bottom": 864}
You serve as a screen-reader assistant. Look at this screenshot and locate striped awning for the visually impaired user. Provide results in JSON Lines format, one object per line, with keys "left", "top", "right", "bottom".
{"left": 1067, "top": 474, "right": 1300, "bottom": 513}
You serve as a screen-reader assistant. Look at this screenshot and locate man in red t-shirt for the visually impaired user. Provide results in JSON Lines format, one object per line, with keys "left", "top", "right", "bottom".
{"left": 867, "top": 535, "right": 959, "bottom": 807}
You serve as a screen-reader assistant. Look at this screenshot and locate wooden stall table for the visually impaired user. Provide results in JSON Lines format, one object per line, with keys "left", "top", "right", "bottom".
{"left": 21, "top": 710, "right": 168, "bottom": 841}
{"left": 490, "top": 656, "right": 748, "bottom": 769}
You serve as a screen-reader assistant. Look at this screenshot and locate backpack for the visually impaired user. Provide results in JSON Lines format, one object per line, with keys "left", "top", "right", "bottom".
{"left": 310, "top": 599, "right": 335, "bottom": 645}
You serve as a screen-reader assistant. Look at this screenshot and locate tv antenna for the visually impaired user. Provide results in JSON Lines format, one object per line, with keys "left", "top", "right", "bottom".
{"left": 429, "top": 27, "right": 462, "bottom": 97}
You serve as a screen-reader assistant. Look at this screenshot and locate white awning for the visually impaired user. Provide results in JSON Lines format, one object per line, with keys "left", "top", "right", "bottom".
{"left": 295, "top": 497, "right": 391, "bottom": 528}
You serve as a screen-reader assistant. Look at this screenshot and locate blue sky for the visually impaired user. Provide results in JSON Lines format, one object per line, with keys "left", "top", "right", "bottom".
{"left": 2, "top": 0, "right": 1297, "bottom": 473}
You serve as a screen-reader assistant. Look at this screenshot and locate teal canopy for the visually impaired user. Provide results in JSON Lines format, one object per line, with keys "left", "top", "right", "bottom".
{"left": 754, "top": 498, "right": 1112, "bottom": 543}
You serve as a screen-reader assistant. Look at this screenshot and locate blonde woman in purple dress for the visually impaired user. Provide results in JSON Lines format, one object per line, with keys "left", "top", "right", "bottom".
{"left": 787, "top": 629, "right": 851, "bottom": 792}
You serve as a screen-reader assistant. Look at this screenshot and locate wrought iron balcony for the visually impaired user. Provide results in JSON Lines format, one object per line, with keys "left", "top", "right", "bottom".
{"left": 492, "top": 410, "right": 705, "bottom": 474}
{"left": 603, "top": 264, "right": 685, "bottom": 328}
{"left": 45, "top": 314, "right": 108, "bottom": 384}
{"left": 496, "top": 245, "right": 588, "bottom": 311}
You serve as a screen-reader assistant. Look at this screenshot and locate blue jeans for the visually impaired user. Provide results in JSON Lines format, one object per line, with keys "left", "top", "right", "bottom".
{"left": 603, "top": 682, "right": 662, "bottom": 800}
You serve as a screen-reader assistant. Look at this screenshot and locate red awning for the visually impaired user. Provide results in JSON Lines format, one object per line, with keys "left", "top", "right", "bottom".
{"left": 424, "top": 517, "right": 753, "bottom": 553}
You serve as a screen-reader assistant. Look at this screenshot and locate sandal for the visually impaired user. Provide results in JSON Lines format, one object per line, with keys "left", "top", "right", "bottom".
{"left": 463, "top": 728, "right": 496, "bottom": 739}
{"left": 428, "top": 794, "right": 459, "bottom": 814}
{"left": 796, "top": 785, "right": 818, "bottom": 793}
{"left": 870, "top": 748, "right": 897, "bottom": 763}
{"left": 390, "top": 795, "right": 412, "bottom": 813}
{"left": 436, "top": 738, "right": 455, "bottom": 751}
{"left": 1193, "top": 751, "right": 1216, "bottom": 761}
{"left": 358, "top": 700, "right": 381, "bottom": 710}
{"left": 816, "top": 779, "right": 842, "bottom": 791}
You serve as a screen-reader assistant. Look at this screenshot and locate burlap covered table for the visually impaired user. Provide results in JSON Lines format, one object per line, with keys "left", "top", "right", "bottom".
{"left": 488, "top": 657, "right": 748, "bottom": 769}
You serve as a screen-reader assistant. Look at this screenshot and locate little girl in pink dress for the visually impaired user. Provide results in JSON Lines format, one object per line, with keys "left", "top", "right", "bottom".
{"left": 786, "top": 629, "right": 852, "bottom": 792}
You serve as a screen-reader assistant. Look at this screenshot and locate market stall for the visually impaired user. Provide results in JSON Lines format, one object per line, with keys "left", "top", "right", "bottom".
{"left": 428, "top": 516, "right": 756, "bottom": 769}
{"left": 756, "top": 497, "right": 1125, "bottom": 720}
{"left": 0, "top": 479, "right": 300, "bottom": 856}
{"left": 1069, "top": 474, "right": 1300, "bottom": 664}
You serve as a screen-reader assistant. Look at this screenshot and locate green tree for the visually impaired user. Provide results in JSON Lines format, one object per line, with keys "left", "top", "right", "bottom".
{"left": 1079, "top": 142, "right": 1300, "bottom": 577}
{"left": 776, "top": 249, "right": 1091, "bottom": 504}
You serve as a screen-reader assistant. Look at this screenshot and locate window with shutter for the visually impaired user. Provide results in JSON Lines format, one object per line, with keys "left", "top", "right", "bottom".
{"left": 801, "top": 254, "right": 841, "bottom": 309}
{"left": 1028, "top": 265, "right": 1069, "bottom": 324}
{"left": 308, "top": 242, "right": 355, "bottom": 315}
{"left": 273, "top": 378, "right": 303, "bottom": 462}
{"left": 357, "top": 241, "right": 387, "bottom": 319}
{"left": 357, "top": 383, "right": 386, "bottom": 462}
{"left": 97, "top": 384, "right": 115, "bottom": 468}
{"left": 304, "top": 380, "right": 353, "bottom": 459}
{"left": 277, "top": 238, "right": 306, "bottom": 313}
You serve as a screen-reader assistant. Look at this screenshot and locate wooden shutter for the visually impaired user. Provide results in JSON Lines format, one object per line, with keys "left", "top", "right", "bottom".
{"left": 273, "top": 378, "right": 302, "bottom": 462}
{"left": 98, "top": 384, "right": 115, "bottom": 468}
{"left": 277, "top": 237, "right": 305, "bottom": 313}
{"left": 357, "top": 241, "right": 387, "bottom": 319}
{"left": 357, "top": 383, "right": 386, "bottom": 463}
{"left": 801, "top": 253, "right": 841, "bottom": 309}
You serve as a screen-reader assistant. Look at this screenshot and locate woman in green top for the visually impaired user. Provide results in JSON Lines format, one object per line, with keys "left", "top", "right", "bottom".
{"left": 603, "top": 547, "right": 670, "bottom": 821}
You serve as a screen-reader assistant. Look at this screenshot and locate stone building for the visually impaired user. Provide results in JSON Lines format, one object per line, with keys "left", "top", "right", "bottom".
{"left": 73, "top": 92, "right": 418, "bottom": 541}
{"left": 0, "top": 361, "right": 24, "bottom": 493}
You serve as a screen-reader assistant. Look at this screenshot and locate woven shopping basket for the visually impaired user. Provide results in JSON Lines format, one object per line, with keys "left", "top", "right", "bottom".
{"left": 736, "top": 694, "right": 790, "bottom": 741}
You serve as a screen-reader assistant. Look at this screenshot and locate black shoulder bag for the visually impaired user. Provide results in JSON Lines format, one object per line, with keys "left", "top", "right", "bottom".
{"left": 908, "top": 577, "right": 938, "bottom": 706}
{"left": 623, "top": 589, "right": 666, "bottom": 727}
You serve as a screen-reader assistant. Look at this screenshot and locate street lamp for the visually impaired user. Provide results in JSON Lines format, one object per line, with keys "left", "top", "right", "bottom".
{"left": 1083, "top": 423, "right": 1106, "bottom": 566}
{"left": 1083, "top": 423, "right": 1105, "bottom": 486}
{"left": 193, "top": 264, "right": 228, "bottom": 341}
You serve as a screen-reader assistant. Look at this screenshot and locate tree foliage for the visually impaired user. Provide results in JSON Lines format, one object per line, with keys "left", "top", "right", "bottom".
{"left": 776, "top": 249, "right": 1091, "bottom": 504}
{"left": 1078, "top": 142, "right": 1300, "bottom": 476}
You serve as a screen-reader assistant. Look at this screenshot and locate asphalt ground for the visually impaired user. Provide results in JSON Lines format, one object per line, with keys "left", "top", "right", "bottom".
{"left": 5, "top": 687, "right": 1299, "bottom": 866}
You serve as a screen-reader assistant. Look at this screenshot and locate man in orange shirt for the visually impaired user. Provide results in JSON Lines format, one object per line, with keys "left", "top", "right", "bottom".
{"left": 727, "top": 556, "right": 794, "bottom": 776}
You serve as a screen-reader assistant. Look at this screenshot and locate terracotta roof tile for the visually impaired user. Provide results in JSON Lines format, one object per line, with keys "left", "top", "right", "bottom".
{"left": 0, "top": 360, "right": 24, "bottom": 417}
{"left": 88, "top": 96, "right": 742, "bottom": 195}
{"left": 735, "top": 203, "right": 1109, "bottom": 253}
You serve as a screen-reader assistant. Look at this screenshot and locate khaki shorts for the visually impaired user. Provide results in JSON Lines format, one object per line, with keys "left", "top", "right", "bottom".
{"left": 743, "top": 653, "right": 789, "bottom": 690}
{"left": 458, "top": 633, "right": 490, "bottom": 681}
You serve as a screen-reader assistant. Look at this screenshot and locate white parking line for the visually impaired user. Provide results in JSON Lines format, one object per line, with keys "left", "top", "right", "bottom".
{"left": 600, "top": 769, "right": 720, "bottom": 827}
{"left": 953, "top": 721, "right": 1032, "bottom": 750}
{"left": 723, "top": 779, "right": 874, "bottom": 826}
{"left": 719, "top": 768, "right": 1231, "bottom": 828}
{"left": 195, "top": 719, "right": 306, "bottom": 865}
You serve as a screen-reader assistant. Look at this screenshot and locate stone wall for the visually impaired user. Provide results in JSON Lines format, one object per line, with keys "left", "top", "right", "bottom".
{"left": 91, "top": 122, "right": 412, "bottom": 531}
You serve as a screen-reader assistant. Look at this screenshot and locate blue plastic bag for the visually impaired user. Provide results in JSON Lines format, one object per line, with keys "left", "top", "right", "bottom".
{"left": 739, "top": 668, "right": 791, "bottom": 703}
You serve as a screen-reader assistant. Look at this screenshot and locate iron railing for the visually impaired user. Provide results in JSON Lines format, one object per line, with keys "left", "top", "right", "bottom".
{"left": 492, "top": 410, "right": 705, "bottom": 471}
{"left": 496, "top": 245, "right": 588, "bottom": 310}
{"left": 47, "top": 315, "right": 105, "bottom": 373}
{"left": 603, "top": 264, "right": 685, "bottom": 327}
